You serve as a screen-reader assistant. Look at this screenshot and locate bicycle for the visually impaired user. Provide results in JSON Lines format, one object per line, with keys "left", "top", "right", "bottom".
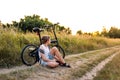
{"left": 21, "top": 23, "right": 65, "bottom": 66}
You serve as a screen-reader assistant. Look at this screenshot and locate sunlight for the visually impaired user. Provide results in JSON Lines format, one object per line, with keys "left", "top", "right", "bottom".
{"left": 0, "top": 0, "right": 120, "bottom": 33}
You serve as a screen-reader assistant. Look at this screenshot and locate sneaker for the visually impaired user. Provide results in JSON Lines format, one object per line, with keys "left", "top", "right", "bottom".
{"left": 60, "top": 63, "right": 71, "bottom": 68}
{"left": 56, "top": 61, "right": 61, "bottom": 65}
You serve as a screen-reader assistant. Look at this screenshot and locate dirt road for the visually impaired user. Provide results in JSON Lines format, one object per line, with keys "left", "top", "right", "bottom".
{"left": 0, "top": 46, "right": 120, "bottom": 80}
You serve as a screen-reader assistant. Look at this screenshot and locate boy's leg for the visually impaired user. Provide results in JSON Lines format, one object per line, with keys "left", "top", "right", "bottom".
{"left": 47, "top": 62, "right": 59, "bottom": 68}
{"left": 50, "top": 47, "right": 71, "bottom": 68}
{"left": 50, "top": 47, "right": 65, "bottom": 64}
{"left": 41, "top": 60, "right": 59, "bottom": 68}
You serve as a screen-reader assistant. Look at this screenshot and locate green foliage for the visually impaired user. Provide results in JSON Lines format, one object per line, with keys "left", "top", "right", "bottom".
{"left": 77, "top": 26, "right": 120, "bottom": 38}
{"left": 2, "top": 14, "right": 72, "bottom": 34}
{"left": 108, "top": 27, "right": 120, "bottom": 38}
{"left": 0, "top": 27, "right": 34, "bottom": 68}
{"left": 101, "top": 26, "right": 108, "bottom": 37}
{"left": 77, "top": 30, "right": 82, "bottom": 35}
{"left": 18, "top": 14, "right": 49, "bottom": 32}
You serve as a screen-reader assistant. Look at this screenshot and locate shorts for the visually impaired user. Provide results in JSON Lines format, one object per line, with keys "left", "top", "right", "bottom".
{"left": 41, "top": 53, "right": 54, "bottom": 66}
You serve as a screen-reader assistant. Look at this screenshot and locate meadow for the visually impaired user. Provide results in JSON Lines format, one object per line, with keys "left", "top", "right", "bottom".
{"left": 1, "top": 27, "right": 120, "bottom": 68}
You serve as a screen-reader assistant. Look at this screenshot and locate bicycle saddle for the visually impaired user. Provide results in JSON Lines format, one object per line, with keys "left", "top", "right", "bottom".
{"left": 33, "top": 27, "right": 44, "bottom": 32}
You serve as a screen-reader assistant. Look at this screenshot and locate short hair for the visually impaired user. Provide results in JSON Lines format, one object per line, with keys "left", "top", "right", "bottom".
{"left": 41, "top": 35, "right": 50, "bottom": 44}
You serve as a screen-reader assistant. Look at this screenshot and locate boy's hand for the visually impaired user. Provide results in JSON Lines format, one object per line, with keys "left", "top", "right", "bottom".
{"left": 50, "top": 59, "right": 56, "bottom": 62}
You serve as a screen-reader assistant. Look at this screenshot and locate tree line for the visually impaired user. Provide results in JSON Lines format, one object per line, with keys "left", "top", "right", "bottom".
{"left": 77, "top": 27, "right": 120, "bottom": 38}
{"left": 1, "top": 14, "right": 120, "bottom": 38}
{"left": 1, "top": 14, "right": 71, "bottom": 34}
{"left": 102, "top": 27, "right": 120, "bottom": 38}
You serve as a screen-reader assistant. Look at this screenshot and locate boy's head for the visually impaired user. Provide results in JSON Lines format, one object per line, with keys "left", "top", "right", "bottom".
{"left": 41, "top": 35, "right": 50, "bottom": 44}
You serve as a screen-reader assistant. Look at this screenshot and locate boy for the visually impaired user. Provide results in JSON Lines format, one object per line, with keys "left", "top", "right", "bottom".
{"left": 39, "top": 35, "right": 70, "bottom": 68}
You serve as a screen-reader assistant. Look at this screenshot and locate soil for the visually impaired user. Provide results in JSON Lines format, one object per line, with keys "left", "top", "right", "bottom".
{"left": 0, "top": 46, "right": 120, "bottom": 80}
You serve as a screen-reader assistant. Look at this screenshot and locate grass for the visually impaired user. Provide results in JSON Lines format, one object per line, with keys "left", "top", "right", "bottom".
{"left": 93, "top": 50, "right": 120, "bottom": 80}
{"left": 0, "top": 68, "right": 34, "bottom": 80}
{"left": 70, "top": 46, "right": 120, "bottom": 79}
{"left": 0, "top": 46, "right": 119, "bottom": 80}
{"left": 1, "top": 27, "right": 120, "bottom": 68}
{"left": 0, "top": 27, "right": 40, "bottom": 68}
{"left": 58, "top": 34, "right": 120, "bottom": 54}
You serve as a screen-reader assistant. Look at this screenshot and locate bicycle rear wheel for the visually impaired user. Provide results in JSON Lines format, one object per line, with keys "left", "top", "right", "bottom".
{"left": 21, "top": 44, "right": 38, "bottom": 66}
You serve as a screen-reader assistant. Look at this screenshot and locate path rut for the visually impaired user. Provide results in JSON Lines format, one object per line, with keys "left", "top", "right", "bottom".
{"left": 0, "top": 46, "right": 120, "bottom": 80}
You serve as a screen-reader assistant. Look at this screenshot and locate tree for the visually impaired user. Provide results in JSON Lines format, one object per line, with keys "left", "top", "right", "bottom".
{"left": 23, "top": 15, "right": 40, "bottom": 32}
{"left": 0, "top": 20, "right": 2, "bottom": 27}
{"left": 108, "top": 27, "right": 120, "bottom": 38}
{"left": 18, "top": 14, "right": 49, "bottom": 32}
{"left": 101, "top": 26, "right": 108, "bottom": 37}
{"left": 56, "top": 25, "right": 71, "bottom": 34}
{"left": 12, "top": 21, "right": 18, "bottom": 27}
{"left": 2, "top": 14, "right": 72, "bottom": 34}
{"left": 66, "top": 27, "right": 71, "bottom": 34}
{"left": 77, "top": 30, "right": 82, "bottom": 35}
{"left": 93, "top": 31, "right": 100, "bottom": 36}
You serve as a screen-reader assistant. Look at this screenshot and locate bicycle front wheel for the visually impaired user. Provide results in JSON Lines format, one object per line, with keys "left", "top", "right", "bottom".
{"left": 56, "top": 45, "right": 65, "bottom": 59}
{"left": 21, "top": 44, "right": 38, "bottom": 66}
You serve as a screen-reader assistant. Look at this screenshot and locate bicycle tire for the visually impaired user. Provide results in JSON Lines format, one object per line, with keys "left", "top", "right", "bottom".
{"left": 56, "top": 45, "right": 65, "bottom": 58}
{"left": 21, "top": 44, "right": 38, "bottom": 66}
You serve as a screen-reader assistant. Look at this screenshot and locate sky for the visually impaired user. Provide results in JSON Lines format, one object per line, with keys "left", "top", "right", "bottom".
{"left": 0, "top": 0, "right": 120, "bottom": 34}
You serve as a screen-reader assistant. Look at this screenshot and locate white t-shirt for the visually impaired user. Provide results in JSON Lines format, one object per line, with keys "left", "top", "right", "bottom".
{"left": 40, "top": 44, "right": 50, "bottom": 59}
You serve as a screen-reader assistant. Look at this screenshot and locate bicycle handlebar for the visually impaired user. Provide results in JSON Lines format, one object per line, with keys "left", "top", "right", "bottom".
{"left": 54, "top": 22, "right": 59, "bottom": 26}
{"left": 44, "top": 22, "right": 59, "bottom": 29}
{"left": 33, "top": 22, "right": 59, "bottom": 33}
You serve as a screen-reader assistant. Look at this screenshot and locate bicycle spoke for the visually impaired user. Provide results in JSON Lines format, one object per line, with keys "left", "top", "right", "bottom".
{"left": 21, "top": 45, "right": 38, "bottom": 66}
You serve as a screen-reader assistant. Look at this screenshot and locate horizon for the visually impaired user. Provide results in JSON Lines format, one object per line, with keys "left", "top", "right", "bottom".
{"left": 0, "top": 0, "right": 120, "bottom": 34}
{"left": 0, "top": 14, "right": 114, "bottom": 34}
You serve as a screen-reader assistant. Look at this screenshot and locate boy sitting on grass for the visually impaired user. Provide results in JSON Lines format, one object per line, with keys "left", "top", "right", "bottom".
{"left": 38, "top": 35, "right": 71, "bottom": 68}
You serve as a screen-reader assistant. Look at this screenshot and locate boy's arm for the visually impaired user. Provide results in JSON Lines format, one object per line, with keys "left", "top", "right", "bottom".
{"left": 39, "top": 48, "right": 55, "bottom": 62}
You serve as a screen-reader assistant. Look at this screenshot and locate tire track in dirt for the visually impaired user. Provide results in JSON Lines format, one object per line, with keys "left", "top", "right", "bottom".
{"left": 76, "top": 51, "right": 120, "bottom": 80}
{"left": 25, "top": 46, "right": 120, "bottom": 80}
{"left": 0, "top": 46, "right": 120, "bottom": 80}
{"left": 0, "top": 46, "right": 112, "bottom": 75}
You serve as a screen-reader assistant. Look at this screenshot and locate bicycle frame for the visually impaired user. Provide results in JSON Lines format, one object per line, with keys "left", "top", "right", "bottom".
{"left": 50, "top": 23, "right": 60, "bottom": 46}
{"left": 33, "top": 27, "right": 43, "bottom": 45}
{"left": 37, "top": 31, "right": 42, "bottom": 45}
{"left": 33, "top": 23, "right": 60, "bottom": 46}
